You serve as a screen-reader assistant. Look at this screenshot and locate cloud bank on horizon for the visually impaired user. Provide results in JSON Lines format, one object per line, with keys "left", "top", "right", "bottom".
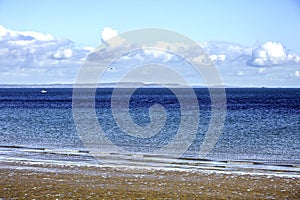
{"left": 0, "top": 25, "right": 299, "bottom": 87}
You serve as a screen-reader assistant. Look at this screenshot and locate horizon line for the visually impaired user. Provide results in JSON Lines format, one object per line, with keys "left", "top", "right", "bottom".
{"left": 0, "top": 83, "right": 299, "bottom": 89}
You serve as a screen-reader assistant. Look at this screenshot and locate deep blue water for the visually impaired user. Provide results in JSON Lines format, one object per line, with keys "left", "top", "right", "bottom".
{"left": 0, "top": 88, "right": 299, "bottom": 174}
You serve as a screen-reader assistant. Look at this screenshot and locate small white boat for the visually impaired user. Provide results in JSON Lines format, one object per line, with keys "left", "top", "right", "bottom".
{"left": 40, "top": 89, "right": 47, "bottom": 94}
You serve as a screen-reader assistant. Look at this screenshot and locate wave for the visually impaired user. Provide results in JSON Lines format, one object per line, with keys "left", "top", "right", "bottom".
{"left": 0, "top": 145, "right": 299, "bottom": 178}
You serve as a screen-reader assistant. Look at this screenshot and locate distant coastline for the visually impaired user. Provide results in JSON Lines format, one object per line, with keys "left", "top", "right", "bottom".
{"left": 0, "top": 83, "right": 299, "bottom": 89}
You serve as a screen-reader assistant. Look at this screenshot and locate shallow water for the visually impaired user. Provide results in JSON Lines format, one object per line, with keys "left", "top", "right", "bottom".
{"left": 0, "top": 88, "right": 299, "bottom": 176}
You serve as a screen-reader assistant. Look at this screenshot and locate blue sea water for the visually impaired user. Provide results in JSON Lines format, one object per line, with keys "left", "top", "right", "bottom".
{"left": 0, "top": 88, "right": 299, "bottom": 175}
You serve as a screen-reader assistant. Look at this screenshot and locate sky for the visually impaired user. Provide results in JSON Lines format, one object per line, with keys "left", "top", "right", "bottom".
{"left": 0, "top": 0, "right": 300, "bottom": 87}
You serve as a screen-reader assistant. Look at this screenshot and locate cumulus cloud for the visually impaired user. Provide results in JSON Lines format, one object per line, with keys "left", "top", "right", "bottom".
{"left": 51, "top": 48, "right": 73, "bottom": 60}
{"left": 0, "top": 25, "right": 299, "bottom": 86}
{"left": 0, "top": 25, "right": 54, "bottom": 42}
{"left": 200, "top": 41, "right": 251, "bottom": 64}
{"left": 143, "top": 49, "right": 174, "bottom": 62}
{"left": 101, "top": 27, "right": 118, "bottom": 43}
{"left": 199, "top": 40, "right": 300, "bottom": 77}
{"left": 249, "top": 41, "right": 300, "bottom": 67}
{"left": 0, "top": 25, "right": 92, "bottom": 83}
{"left": 80, "top": 32, "right": 300, "bottom": 87}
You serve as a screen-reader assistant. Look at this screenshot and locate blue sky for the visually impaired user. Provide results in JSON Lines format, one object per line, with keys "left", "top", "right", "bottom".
{"left": 0, "top": 0, "right": 300, "bottom": 86}
{"left": 1, "top": 0, "right": 300, "bottom": 49}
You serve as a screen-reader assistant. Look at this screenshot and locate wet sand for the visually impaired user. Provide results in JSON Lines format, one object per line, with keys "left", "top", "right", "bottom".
{"left": 0, "top": 163, "right": 299, "bottom": 199}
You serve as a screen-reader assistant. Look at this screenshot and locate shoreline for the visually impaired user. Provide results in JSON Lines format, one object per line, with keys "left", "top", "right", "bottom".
{"left": 1, "top": 162, "right": 299, "bottom": 199}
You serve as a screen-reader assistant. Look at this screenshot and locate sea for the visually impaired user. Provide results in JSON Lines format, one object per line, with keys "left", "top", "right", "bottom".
{"left": 0, "top": 87, "right": 299, "bottom": 177}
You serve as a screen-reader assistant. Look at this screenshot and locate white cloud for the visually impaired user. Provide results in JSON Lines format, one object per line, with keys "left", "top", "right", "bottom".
{"left": 143, "top": 49, "right": 173, "bottom": 62}
{"left": 209, "top": 54, "right": 218, "bottom": 61}
{"left": 83, "top": 46, "right": 95, "bottom": 52}
{"left": 0, "top": 25, "right": 92, "bottom": 83}
{"left": 287, "top": 53, "right": 300, "bottom": 63}
{"left": 192, "top": 55, "right": 206, "bottom": 63}
{"left": 209, "top": 54, "right": 226, "bottom": 62}
{"left": 52, "top": 48, "right": 73, "bottom": 60}
{"left": 201, "top": 41, "right": 251, "bottom": 64}
{"left": 0, "top": 25, "right": 299, "bottom": 86}
{"left": 218, "top": 54, "right": 226, "bottom": 61}
{"left": 250, "top": 41, "right": 300, "bottom": 67}
{"left": 0, "top": 25, "right": 54, "bottom": 42}
{"left": 19, "top": 31, "right": 54, "bottom": 41}
{"left": 66, "top": 36, "right": 300, "bottom": 87}
{"left": 101, "top": 27, "right": 118, "bottom": 43}
{"left": 0, "top": 25, "right": 7, "bottom": 37}
{"left": 144, "top": 49, "right": 164, "bottom": 58}
{"left": 201, "top": 40, "right": 300, "bottom": 69}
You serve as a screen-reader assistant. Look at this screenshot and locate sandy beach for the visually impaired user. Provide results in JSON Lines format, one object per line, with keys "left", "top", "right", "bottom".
{"left": 1, "top": 162, "right": 299, "bottom": 199}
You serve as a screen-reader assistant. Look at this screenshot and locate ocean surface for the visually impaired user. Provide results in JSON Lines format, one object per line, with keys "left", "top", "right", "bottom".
{"left": 0, "top": 88, "right": 299, "bottom": 176}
